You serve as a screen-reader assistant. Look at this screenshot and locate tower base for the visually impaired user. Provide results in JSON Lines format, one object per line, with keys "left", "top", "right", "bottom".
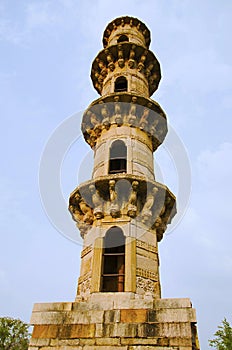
{"left": 29, "top": 293, "right": 200, "bottom": 349}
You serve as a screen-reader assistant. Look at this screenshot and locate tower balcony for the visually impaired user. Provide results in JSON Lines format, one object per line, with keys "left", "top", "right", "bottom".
{"left": 103, "top": 16, "right": 151, "bottom": 49}
{"left": 91, "top": 42, "right": 161, "bottom": 96}
{"left": 69, "top": 174, "right": 176, "bottom": 242}
{"left": 81, "top": 93, "right": 167, "bottom": 152}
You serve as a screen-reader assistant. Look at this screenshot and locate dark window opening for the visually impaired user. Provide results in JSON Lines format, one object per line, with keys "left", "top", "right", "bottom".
{"left": 117, "top": 34, "right": 129, "bottom": 43}
{"left": 109, "top": 140, "right": 127, "bottom": 174}
{"left": 101, "top": 227, "right": 125, "bottom": 292}
{"left": 114, "top": 76, "right": 128, "bottom": 92}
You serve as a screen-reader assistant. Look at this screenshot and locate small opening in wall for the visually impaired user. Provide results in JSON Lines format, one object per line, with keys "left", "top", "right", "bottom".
{"left": 117, "top": 34, "right": 129, "bottom": 43}
{"left": 114, "top": 76, "right": 128, "bottom": 92}
{"left": 109, "top": 140, "right": 127, "bottom": 174}
{"left": 101, "top": 227, "right": 125, "bottom": 292}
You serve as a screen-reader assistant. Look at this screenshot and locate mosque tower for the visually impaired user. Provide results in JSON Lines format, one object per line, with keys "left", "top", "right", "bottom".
{"left": 29, "top": 16, "right": 200, "bottom": 350}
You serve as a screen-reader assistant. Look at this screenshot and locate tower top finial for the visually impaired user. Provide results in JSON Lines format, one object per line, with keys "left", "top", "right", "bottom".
{"left": 103, "top": 16, "right": 151, "bottom": 49}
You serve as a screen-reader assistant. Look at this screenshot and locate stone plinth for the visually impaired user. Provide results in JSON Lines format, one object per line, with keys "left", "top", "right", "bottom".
{"left": 29, "top": 293, "right": 200, "bottom": 350}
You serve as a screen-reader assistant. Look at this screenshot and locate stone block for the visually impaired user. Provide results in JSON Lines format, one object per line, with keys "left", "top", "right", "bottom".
{"left": 113, "top": 292, "right": 135, "bottom": 309}
{"left": 60, "top": 324, "right": 95, "bottom": 338}
{"left": 96, "top": 337, "right": 121, "bottom": 345}
{"left": 32, "top": 302, "right": 72, "bottom": 312}
{"left": 28, "top": 347, "right": 39, "bottom": 350}
{"left": 129, "top": 298, "right": 153, "bottom": 309}
{"left": 121, "top": 309, "right": 147, "bottom": 323}
{"left": 103, "top": 323, "right": 138, "bottom": 338}
{"left": 104, "top": 309, "right": 120, "bottom": 323}
{"left": 55, "top": 339, "right": 81, "bottom": 346}
{"left": 31, "top": 311, "right": 65, "bottom": 325}
{"left": 121, "top": 338, "right": 158, "bottom": 345}
{"left": 128, "top": 347, "right": 178, "bottom": 350}
{"left": 169, "top": 337, "right": 192, "bottom": 346}
{"left": 154, "top": 298, "right": 192, "bottom": 309}
{"left": 29, "top": 338, "right": 50, "bottom": 346}
{"left": 138, "top": 322, "right": 192, "bottom": 338}
{"left": 79, "top": 338, "right": 96, "bottom": 345}
{"left": 95, "top": 323, "right": 104, "bottom": 337}
{"left": 65, "top": 310, "right": 104, "bottom": 324}
{"left": 50, "top": 339, "right": 59, "bottom": 346}
{"left": 83, "top": 347, "right": 127, "bottom": 350}
{"left": 40, "top": 348, "right": 82, "bottom": 350}
{"left": 138, "top": 323, "right": 158, "bottom": 338}
{"left": 88, "top": 293, "right": 114, "bottom": 309}
{"left": 38, "top": 348, "right": 60, "bottom": 350}
{"left": 150, "top": 308, "right": 196, "bottom": 323}
{"left": 32, "top": 325, "right": 59, "bottom": 339}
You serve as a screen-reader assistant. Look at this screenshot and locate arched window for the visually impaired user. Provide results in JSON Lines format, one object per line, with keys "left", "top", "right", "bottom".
{"left": 114, "top": 76, "right": 128, "bottom": 92}
{"left": 101, "top": 227, "right": 125, "bottom": 292}
{"left": 109, "top": 140, "right": 127, "bottom": 174}
{"left": 117, "top": 34, "right": 129, "bottom": 43}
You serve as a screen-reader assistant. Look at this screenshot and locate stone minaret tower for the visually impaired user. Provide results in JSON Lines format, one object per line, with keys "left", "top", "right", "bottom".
{"left": 29, "top": 17, "right": 200, "bottom": 350}
{"left": 69, "top": 16, "right": 176, "bottom": 300}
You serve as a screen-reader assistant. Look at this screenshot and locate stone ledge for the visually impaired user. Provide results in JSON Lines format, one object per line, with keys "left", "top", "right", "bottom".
{"left": 31, "top": 310, "right": 104, "bottom": 325}
{"left": 153, "top": 298, "right": 192, "bottom": 309}
{"left": 33, "top": 302, "right": 73, "bottom": 312}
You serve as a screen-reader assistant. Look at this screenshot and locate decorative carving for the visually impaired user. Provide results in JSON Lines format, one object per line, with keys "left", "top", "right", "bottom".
{"left": 69, "top": 176, "right": 176, "bottom": 240}
{"left": 127, "top": 180, "right": 139, "bottom": 217}
{"left": 136, "top": 276, "right": 154, "bottom": 294}
{"left": 89, "top": 184, "right": 104, "bottom": 219}
{"left": 109, "top": 180, "right": 120, "bottom": 217}
{"left": 96, "top": 58, "right": 108, "bottom": 78}
{"left": 139, "top": 107, "right": 150, "bottom": 130}
{"left": 77, "top": 222, "right": 90, "bottom": 239}
{"left": 79, "top": 275, "right": 91, "bottom": 299}
{"left": 105, "top": 49, "right": 115, "bottom": 71}
{"left": 113, "top": 96, "right": 123, "bottom": 125}
{"left": 128, "top": 44, "right": 136, "bottom": 68}
{"left": 136, "top": 267, "right": 158, "bottom": 281}
{"left": 150, "top": 119, "right": 159, "bottom": 136}
{"left": 81, "top": 245, "right": 92, "bottom": 258}
{"left": 118, "top": 44, "right": 125, "bottom": 68}
{"left": 136, "top": 240, "right": 157, "bottom": 253}
{"left": 100, "top": 103, "right": 110, "bottom": 130}
{"left": 79, "top": 199, "right": 93, "bottom": 224}
{"left": 141, "top": 186, "right": 158, "bottom": 223}
{"left": 128, "top": 96, "right": 137, "bottom": 125}
{"left": 155, "top": 216, "right": 167, "bottom": 241}
{"left": 145, "top": 63, "right": 154, "bottom": 78}
{"left": 138, "top": 50, "right": 147, "bottom": 72}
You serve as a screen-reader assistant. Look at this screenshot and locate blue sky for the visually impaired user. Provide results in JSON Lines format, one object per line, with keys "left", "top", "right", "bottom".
{"left": 0, "top": 1, "right": 232, "bottom": 348}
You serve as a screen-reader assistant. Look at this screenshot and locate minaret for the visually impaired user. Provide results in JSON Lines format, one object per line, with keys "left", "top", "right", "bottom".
{"left": 69, "top": 16, "right": 176, "bottom": 301}
{"left": 29, "top": 16, "right": 200, "bottom": 350}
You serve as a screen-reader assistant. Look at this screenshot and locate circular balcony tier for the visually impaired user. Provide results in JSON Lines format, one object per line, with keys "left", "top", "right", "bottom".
{"left": 69, "top": 174, "right": 176, "bottom": 242}
{"left": 103, "top": 16, "right": 151, "bottom": 49}
{"left": 91, "top": 42, "right": 161, "bottom": 96}
{"left": 81, "top": 93, "right": 167, "bottom": 151}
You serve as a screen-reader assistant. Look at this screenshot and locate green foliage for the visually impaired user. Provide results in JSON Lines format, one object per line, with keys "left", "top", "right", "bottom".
{"left": 0, "top": 317, "right": 30, "bottom": 350}
{"left": 209, "top": 318, "right": 232, "bottom": 350}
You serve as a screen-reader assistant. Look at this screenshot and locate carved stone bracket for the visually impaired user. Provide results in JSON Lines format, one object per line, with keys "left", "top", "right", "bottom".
{"left": 91, "top": 42, "right": 160, "bottom": 95}
{"left": 81, "top": 94, "right": 167, "bottom": 151}
{"left": 69, "top": 174, "right": 176, "bottom": 241}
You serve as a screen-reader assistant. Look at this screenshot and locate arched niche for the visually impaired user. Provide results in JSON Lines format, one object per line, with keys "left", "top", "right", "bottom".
{"left": 101, "top": 227, "right": 125, "bottom": 292}
{"left": 109, "top": 140, "right": 127, "bottom": 174}
{"left": 117, "top": 34, "right": 129, "bottom": 43}
{"left": 114, "top": 76, "right": 128, "bottom": 92}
